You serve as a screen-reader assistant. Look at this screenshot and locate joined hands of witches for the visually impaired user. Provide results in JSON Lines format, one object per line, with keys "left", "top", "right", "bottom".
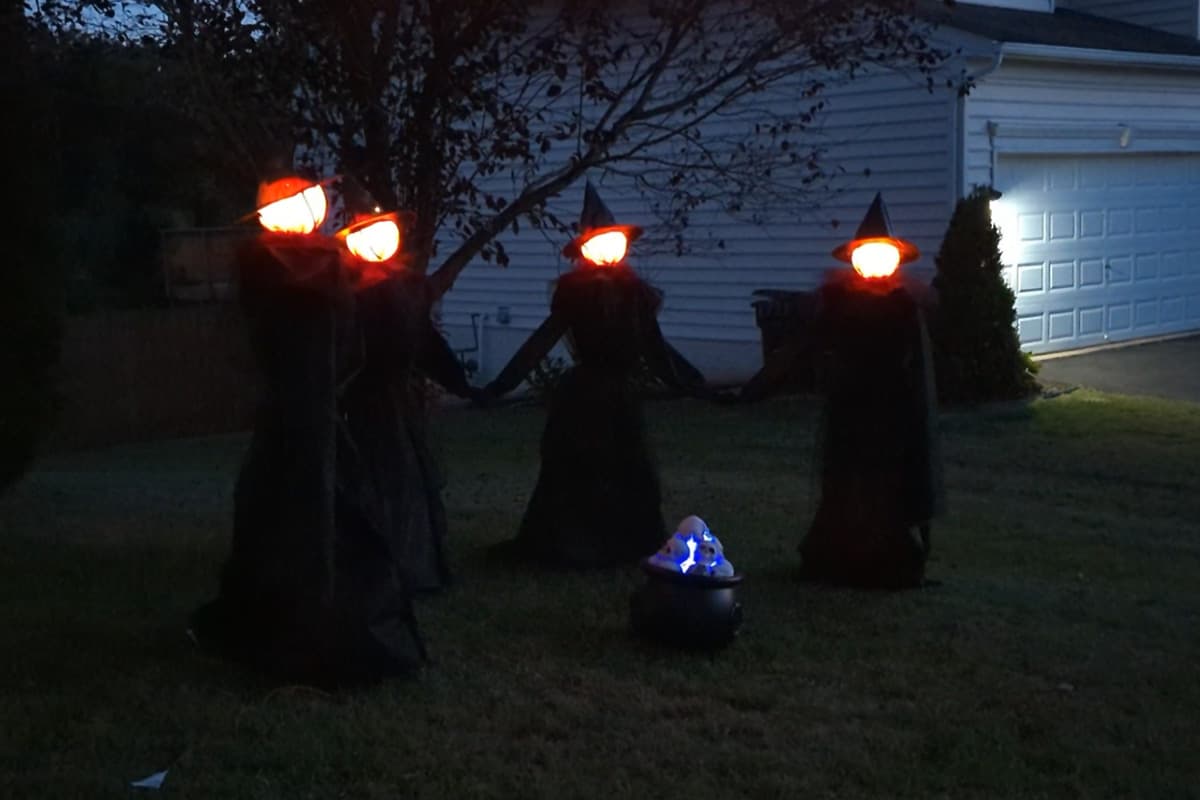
{"left": 467, "top": 384, "right": 499, "bottom": 409}
{"left": 704, "top": 385, "right": 745, "bottom": 406}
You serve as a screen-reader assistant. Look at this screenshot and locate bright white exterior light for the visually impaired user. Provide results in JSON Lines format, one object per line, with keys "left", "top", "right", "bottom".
{"left": 989, "top": 199, "right": 1022, "bottom": 270}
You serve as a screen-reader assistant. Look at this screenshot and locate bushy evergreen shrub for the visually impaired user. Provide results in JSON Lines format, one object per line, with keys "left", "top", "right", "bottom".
{"left": 930, "top": 186, "right": 1038, "bottom": 406}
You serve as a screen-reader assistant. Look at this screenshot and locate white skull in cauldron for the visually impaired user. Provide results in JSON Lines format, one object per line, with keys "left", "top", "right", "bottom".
{"left": 648, "top": 515, "right": 735, "bottom": 577}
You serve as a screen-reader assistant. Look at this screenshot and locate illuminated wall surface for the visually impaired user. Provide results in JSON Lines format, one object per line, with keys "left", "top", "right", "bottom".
{"left": 991, "top": 154, "right": 1200, "bottom": 353}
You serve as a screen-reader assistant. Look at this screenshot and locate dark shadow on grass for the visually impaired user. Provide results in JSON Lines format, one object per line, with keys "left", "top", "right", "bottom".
{"left": 747, "top": 556, "right": 945, "bottom": 592}
{"left": 0, "top": 535, "right": 430, "bottom": 700}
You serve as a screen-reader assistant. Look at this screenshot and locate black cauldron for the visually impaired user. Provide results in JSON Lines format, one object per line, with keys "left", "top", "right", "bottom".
{"left": 630, "top": 561, "right": 743, "bottom": 649}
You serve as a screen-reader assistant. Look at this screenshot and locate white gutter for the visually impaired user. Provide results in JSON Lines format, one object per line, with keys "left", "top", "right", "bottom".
{"left": 1000, "top": 42, "right": 1200, "bottom": 70}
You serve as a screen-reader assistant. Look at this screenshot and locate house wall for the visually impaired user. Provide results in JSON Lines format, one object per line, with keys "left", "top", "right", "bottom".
{"left": 1058, "top": 0, "right": 1199, "bottom": 38}
{"left": 963, "top": 56, "right": 1200, "bottom": 189}
{"left": 439, "top": 66, "right": 959, "bottom": 383}
{"left": 959, "top": 0, "right": 1054, "bottom": 12}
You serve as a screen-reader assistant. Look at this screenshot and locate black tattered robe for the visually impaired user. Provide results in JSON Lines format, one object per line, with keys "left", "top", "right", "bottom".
{"left": 191, "top": 238, "right": 471, "bottom": 685}
{"left": 487, "top": 267, "right": 705, "bottom": 568}
{"left": 800, "top": 274, "right": 943, "bottom": 589}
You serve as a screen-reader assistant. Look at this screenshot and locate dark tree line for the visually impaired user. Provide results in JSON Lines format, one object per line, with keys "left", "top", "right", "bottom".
{"left": 23, "top": 26, "right": 245, "bottom": 309}
{"left": 4, "top": 1, "right": 64, "bottom": 487}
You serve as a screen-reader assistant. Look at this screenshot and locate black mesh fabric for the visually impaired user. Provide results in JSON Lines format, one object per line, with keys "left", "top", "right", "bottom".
{"left": 190, "top": 240, "right": 433, "bottom": 686}
{"left": 800, "top": 275, "right": 943, "bottom": 589}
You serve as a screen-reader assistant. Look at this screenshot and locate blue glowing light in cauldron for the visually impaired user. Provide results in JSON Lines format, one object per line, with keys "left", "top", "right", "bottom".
{"left": 678, "top": 535, "right": 698, "bottom": 572}
{"left": 653, "top": 530, "right": 728, "bottom": 576}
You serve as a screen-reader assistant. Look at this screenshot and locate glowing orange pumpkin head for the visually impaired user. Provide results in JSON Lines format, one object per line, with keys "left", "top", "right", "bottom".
{"left": 578, "top": 226, "right": 633, "bottom": 267}
{"left": 832, "top": 193, "right": 919, "bottom": 281}
{"left": 849, "top": 238, "right": 903, "bottom": 279}
{"left": 337, "top": 212, "right": 402, "bottom": 263}
{"left": 255, "top": 177, "right": 328, "bottom": 234}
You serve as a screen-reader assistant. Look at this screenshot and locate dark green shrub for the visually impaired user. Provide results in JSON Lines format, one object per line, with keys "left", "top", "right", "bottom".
{"left": 930, "top": 186, "right": 1039, "bottom": 406}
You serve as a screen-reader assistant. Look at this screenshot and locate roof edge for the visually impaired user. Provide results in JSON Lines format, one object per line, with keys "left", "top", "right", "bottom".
{"left": 1000, "top": 42, "right": 1200, "bottom": 70}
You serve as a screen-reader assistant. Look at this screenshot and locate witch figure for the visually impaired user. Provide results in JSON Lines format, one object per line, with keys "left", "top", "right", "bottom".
{"left": 335, "top": 195, "right": 478, "bottom": 594}
{"left": 741, "top": 193, "right": 942, "bottom": 589}
{"left": 483, "top": 183, "right": 708, "bottom": 568}
{"left": 190, "top": 175, "right": 429, "bottom": 686}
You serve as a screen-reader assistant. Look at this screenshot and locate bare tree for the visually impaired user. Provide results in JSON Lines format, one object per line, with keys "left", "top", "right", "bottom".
{"left": 33, "top": 0, "right": 957, "bottom": 296}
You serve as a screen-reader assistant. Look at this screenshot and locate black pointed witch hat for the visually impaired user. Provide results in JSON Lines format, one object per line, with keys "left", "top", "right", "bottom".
{"left": 562, "top": 181, "right": 644, "bottom": 262}
{"left": 831, "top": 192, "right": 920, "bottom": 265}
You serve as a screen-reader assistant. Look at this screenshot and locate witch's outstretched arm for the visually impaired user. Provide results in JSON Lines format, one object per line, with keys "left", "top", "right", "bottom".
{"left": 418, "top": 319, "right": 475, "bottom": 399}
{"left": 738, "top": 338, "right": 810, "bottom": 403}
{"left": 642, "top": 318, "right": 707, "bottom": 396}
{"left": 484, "top": 313, "right": 569, "bottom": 399}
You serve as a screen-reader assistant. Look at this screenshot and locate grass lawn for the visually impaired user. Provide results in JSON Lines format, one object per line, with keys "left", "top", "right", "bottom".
{"left": 2, "top": 391, "right": 1199, "bottom": 799}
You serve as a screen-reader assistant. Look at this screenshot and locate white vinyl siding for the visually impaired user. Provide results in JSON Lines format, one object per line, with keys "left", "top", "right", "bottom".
{"left": 963, "top": 59, "right": 1200, "bottom": 189}
{"left": 1059, "top": 0, "right": 1199, "bottom": 38}
{"left": 440, "top": 67, "right": 958, "bottom": 381}
{"left": 958, "top": 0, "right": 1053, "bottom": 12}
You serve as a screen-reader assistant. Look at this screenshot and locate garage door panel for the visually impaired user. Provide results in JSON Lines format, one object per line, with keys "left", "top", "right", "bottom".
{"left": 1048, "top": 162, "right": 1076, "bottom": 190}
{"left": 1107, "top": 209, "right": 1133, "bottom": 236}
{"left": 1078, "top": 160, "right": 1108, "bottom": 188}
{"left": 1106, "top": 255, "right": 1133, "bottom": 284}
{"left": 1019, "top": 213, "right": 1045, "bottom": 241}
{"left": 1080, "top": 258, "right": 1105, "bottom": 287}
{"left": 1017, "top": 262, "right": 1044, "bottom": 293}
{"left": 1108, "top": 304, "right": 1133, "bottom": 331}
{"left": 1005, "top": 207, "right": 1192, "bottom": 237}
{"left": 1049, "top": 212, "right": 1075, "bottom": 240}
{"left": 1017, "top": 239, "right": 1125, "bottom": 260}
{"left": 1079, "top": 306, "right": 1104, "bottom": 335}
{"left": 1162, "top": 251, "right": 1187, "bottom": 278}
{"left": 1163, "top": 297, "right": 1185, "bottom": 324}
{"left": 1047, "top": 310, "right": 1075, "bottom": 341}
{"left": 996, "top": 153, "right": 1200, "bottom": 353}
{"left": 1049, "top": 260, "right": 1074, "bottom": 290}
{"left": 1134, "top": 253, "right": 1159, "bottom": 282}
{"left": 1160, "top": 207, "right": 1187, "bottom": 232}
{"left": 1017, "top": 314, "right": 1044, "bottom": 344}
{"left": 1134, "top": 299, "right": 1161, "bottom": 329}
{"left": 1135, "top": 208, "right": 1160, "bottom": 235}
{"left": 1080, "top": 211, "right": 1104, "bottom": 238}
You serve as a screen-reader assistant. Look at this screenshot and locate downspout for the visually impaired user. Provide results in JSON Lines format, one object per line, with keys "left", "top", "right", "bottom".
{"left": 971, "top": 45, "right": 1005, "bottom": 196}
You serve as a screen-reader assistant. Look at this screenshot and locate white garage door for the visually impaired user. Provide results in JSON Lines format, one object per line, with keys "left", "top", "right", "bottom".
{"left": 994, "top": 153, "right": 1200, "bottom": 354}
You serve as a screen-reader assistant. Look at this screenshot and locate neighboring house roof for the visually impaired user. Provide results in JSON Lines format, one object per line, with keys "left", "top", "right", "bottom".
{"left": 914, "top": 1, "right": 1200, "bottom": 56}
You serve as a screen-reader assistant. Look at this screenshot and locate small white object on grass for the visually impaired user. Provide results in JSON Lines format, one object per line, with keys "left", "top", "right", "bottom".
{"left": 130, "top": 770, "right": 168, "bottom": 790}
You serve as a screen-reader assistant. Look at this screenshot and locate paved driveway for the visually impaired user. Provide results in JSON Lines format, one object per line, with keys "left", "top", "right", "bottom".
{"left": 1035, "top": 335, "right": 1200, "bottom": 404}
